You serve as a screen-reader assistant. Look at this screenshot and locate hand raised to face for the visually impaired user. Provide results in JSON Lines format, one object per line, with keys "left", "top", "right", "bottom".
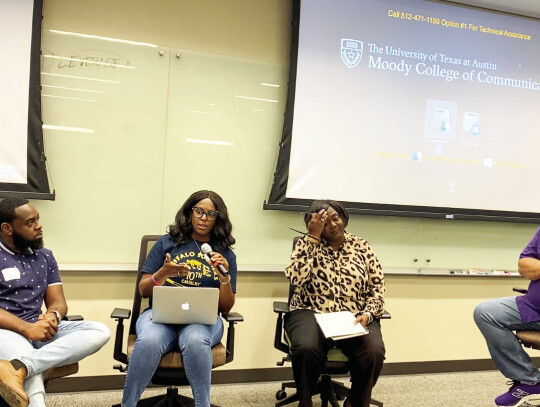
{"left": 307, "top": 209, "right": 327, "bottom": 238}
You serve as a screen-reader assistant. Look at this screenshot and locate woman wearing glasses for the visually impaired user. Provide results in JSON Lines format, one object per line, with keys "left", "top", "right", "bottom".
{"left": 121, "top": 190, "right": 236, "bottom": 407}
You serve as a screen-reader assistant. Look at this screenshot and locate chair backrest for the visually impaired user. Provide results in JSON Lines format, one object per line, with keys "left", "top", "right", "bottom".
{"left": 128, "top": 234, "right": 161, "bottom": 336}
{"left": 287, "top": 236, "right": 302, "bottom": 304}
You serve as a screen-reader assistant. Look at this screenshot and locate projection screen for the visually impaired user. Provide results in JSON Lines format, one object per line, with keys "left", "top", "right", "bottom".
{"left": 0, "top": 0, "right": 53, "bottom": 199}
{"left": 265, "top": 0, "right": 540, "bottom": 222}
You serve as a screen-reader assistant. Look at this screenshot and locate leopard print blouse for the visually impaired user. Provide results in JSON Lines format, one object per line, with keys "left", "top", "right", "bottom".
{"left": 284, "top": 232, "right": 385, "bottom": 322}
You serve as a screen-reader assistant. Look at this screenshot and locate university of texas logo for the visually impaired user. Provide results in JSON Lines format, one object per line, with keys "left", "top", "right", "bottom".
{"left": 341, "top": 39, "right": 363, "bottom": 68}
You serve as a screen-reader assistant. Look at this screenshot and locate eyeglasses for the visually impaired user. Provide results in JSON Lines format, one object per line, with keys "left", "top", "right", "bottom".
{"left": 192, "top": 206, "right": 219, "bottom": 220}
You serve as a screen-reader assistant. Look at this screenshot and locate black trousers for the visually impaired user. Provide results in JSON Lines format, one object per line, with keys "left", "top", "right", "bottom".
{"left": 284, "top": 309, "right": 385, "bottom": 407}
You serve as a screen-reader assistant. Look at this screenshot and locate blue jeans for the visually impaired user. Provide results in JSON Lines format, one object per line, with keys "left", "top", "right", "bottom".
{"left": 121, "top": 308, "right": 224, "bottom": 407}
{"left": 0, "top": 320, "right": 110, "bottom": 407}
{"left": 474, "top": 296, "right": 540, "bottom": 385}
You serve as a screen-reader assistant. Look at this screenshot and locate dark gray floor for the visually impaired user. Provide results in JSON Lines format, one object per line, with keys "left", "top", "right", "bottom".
{"left": 46, "top": 371, "right": 509, "bottom": 406}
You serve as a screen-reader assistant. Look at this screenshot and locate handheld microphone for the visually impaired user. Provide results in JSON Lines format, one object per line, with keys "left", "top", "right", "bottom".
{"left": 201, "top": 243, "right": 229, "bottom": 276}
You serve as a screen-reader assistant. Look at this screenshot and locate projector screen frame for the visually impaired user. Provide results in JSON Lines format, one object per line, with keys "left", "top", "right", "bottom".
{"left": 0, "top": 0, "right": 54, "bottom": 201}
{"left": 264, "top": 0, "right": 540, "bottom": 224}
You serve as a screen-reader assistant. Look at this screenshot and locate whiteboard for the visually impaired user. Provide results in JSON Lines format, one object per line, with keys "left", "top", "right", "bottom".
{"left": 38, "top": 30, "right": 538, "bottom": 271}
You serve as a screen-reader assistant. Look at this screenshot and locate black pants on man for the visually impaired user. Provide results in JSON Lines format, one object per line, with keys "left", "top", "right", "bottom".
{"left": 284, "top": 309, "right": 385, "bottom": 407}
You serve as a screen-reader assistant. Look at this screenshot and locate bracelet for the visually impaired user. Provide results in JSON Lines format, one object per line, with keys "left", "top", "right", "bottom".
{"left": 306, "top": 234, "right": 321, "bottom": 244}
{"left": 219, "top": 275, "right": 231, "bottom": 285}
{"left": 361, "top": 312, "right": 373, "bottom": 324}
{"left": 151, "top": 273, "right": 162, "bottom": 286}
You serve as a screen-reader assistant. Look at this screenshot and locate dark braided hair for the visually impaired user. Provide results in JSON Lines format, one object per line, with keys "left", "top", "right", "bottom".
{"left": 303, "top": 199, "right": 349, "bottom": 229}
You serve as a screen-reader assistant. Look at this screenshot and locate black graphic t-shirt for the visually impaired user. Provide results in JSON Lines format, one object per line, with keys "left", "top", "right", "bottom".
{"left": 141, "top": 235, "right": 237, "bottom": 293}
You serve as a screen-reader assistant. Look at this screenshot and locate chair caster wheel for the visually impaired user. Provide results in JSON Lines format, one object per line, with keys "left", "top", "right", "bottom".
{"left": 276, "top": 390, "right": 287, "bottom": 400}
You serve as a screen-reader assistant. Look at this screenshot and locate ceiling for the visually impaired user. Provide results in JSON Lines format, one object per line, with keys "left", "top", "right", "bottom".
{"left": 449, "top": 0, "right": 540, "bottom": 19}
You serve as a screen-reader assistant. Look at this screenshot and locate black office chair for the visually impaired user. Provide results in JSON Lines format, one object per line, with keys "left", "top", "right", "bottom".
{"left": 273, "top": 237, "right": 390, "bottom": 407}
{"left": 110, "top": 235, "right": 243, "bottom": 407}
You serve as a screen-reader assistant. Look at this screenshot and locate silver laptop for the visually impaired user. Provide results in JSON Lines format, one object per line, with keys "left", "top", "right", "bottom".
{"left": 152, "top": 286, "right": 219, "bottom": 325}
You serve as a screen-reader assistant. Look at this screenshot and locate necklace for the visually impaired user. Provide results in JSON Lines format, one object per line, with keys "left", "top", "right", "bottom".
{"left": 192, "top": 237, "right": 202, "bottom": 254}
{"left": 192, "top": 238, "right": 213, "bottom": 270}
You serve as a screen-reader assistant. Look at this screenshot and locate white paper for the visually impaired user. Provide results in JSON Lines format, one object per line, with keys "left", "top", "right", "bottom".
{"left": 314, "top": 311, "right": 368, "bottom": 340}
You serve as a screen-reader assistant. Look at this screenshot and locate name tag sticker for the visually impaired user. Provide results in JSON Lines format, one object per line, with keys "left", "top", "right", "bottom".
{"left": 1, "top": 267, "right": 21, "bottom": 281}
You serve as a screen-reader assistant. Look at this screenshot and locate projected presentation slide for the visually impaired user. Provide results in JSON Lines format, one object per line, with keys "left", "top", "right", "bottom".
{"left": 0, "top": 0, "right": 33, "bottom": 184}
{"left": 287, "top": 0, "right": 540, "bottom": 214}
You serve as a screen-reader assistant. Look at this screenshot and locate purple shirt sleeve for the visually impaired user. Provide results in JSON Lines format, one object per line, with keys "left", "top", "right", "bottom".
{"left": 515, "top": 228, "right": 540, "bottom": 322}
{"left": 520, "top": 228, "right": 540, "bottom": 260}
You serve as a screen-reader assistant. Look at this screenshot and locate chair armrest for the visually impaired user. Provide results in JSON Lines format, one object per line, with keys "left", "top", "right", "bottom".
{"left": 380, "top": 310, "right": 391, "bottom": 319}
{"left": 273, "top": 301, "right": 290, "bottom": 355}
{"left": 64, "top": 315, "right": 84, "bottom": 321}
{"left": 222, "top": 312, "right": 243, "bottom": 323}
{"left": 273, "top": 301, "right": 289, "bottom": 314}
{"left": 222, "top": 312, "right": 243, "bottom": 364}
{"left": 513, "top": 287, "right": 528, "bottom": 295}
{"left": 111, "top": 308, "right": 131, "bottom": 320}
{"left": 110, "top": 308, "right": 131, "bottom": 366}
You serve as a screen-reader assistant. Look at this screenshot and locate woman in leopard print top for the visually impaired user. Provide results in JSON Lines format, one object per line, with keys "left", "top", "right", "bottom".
{"left": 284, "top": 200, "right": 385, "bottom": 407}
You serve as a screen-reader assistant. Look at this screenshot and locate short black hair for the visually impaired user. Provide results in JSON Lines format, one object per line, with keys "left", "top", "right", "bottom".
{"left": 303, "top": 199, "right": 349, "bottom": 228}
{"left": 167, "top": 190, "right": 235, "bottom": 251}
{"left": 0, "top": 197, "right": 29, "bottom": 225}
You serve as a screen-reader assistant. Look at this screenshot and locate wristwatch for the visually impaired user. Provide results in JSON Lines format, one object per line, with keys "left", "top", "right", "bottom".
{"left": 50, "top": 310, "right": 61, "bottom": 323}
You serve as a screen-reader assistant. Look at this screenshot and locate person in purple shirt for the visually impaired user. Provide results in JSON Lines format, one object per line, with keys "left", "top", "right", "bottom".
{"left": 0, "top": 198, "right": 110, "bottom": 407}
{"left": 475, "top": 227, "right": 540, "bottom": 407}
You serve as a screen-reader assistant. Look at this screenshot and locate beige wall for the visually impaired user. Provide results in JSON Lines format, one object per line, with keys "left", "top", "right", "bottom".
{"left": 62, "top": 270, "right": 529, "bottom": 377}
{"left": 41, "top": 0, "right": 537, "bottom": 379}
{"left": 43, "top": 0, "right": 292, "bottom": 63}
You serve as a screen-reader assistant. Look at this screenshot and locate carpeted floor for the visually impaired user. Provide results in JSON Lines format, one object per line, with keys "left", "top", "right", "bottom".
{"left": 45, "top": 370, "right": 510, "bottom": 406}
